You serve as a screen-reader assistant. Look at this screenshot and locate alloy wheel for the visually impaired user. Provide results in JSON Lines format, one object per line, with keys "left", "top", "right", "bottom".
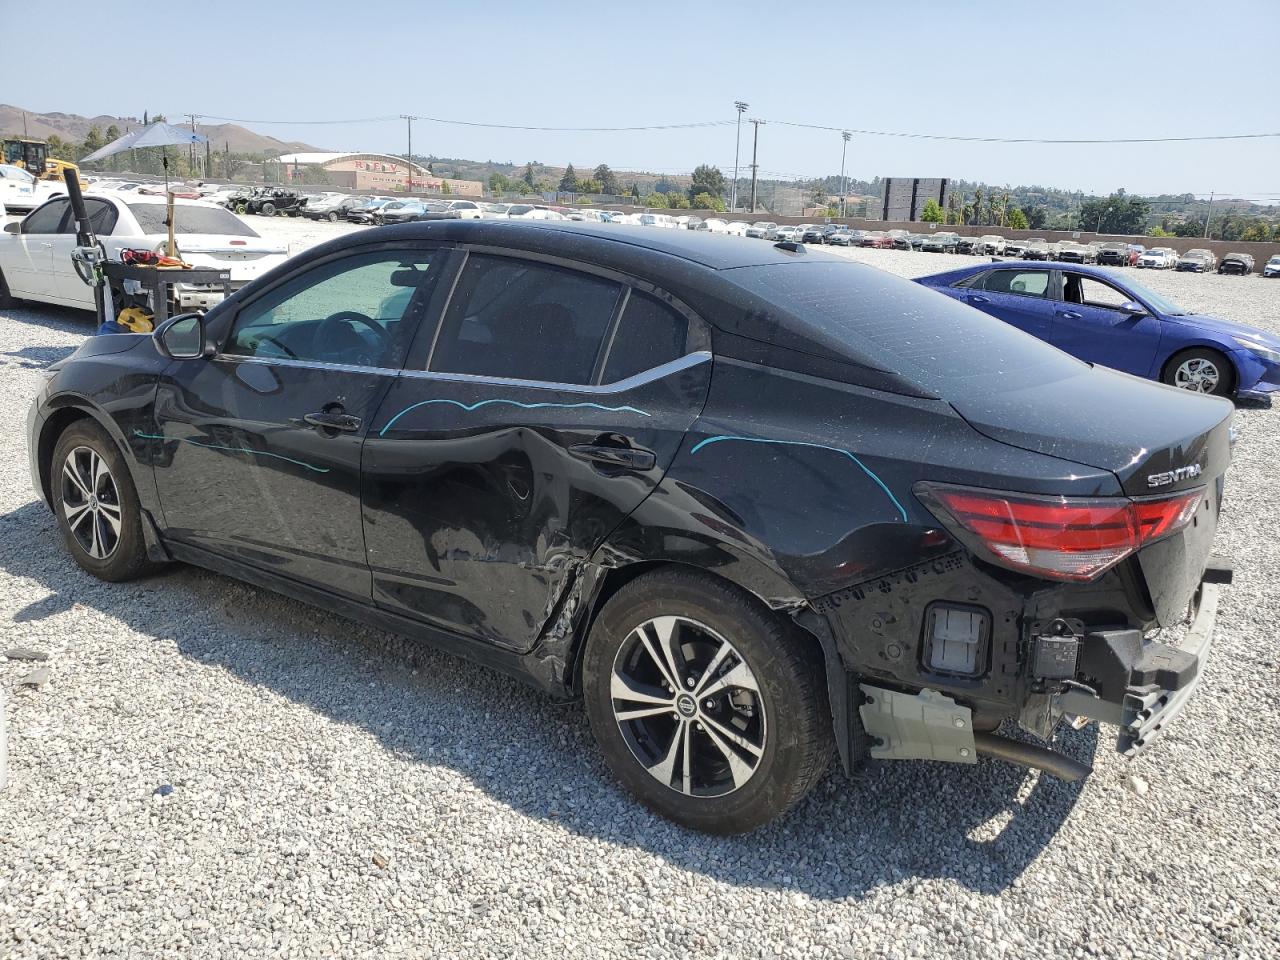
{"left": 1174, "top": 357, "right": 1221, "bottom": 393}
{"left": 610, "top": 615, "right": 767, "bottom": 798}
{"left": 60, "top": 446, "right": 122, "bottom": 560}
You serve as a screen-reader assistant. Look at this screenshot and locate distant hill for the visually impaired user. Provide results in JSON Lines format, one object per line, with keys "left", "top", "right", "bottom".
{"left": 0, "top": 104, "right": 321, "bottom": 156}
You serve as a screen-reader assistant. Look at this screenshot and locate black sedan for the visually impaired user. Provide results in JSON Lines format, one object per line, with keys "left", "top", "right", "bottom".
{"left": 29, "top": 221, "right": 1232, "bottom": 834}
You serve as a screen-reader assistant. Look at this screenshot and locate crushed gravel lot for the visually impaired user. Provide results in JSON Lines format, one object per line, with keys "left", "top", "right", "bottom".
{"left": 2, "top": 216, "right": 1279, "bottom": 959}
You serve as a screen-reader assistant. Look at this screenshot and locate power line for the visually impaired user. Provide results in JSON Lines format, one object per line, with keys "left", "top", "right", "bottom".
{"left": 763, "top": 119, "right": 1280, "bottom": 145}
{"left": 195, "top": 113, "right": 399, "bottom": 125}
{"left": 195, "top": 112, "right": 734, "bottom": 132}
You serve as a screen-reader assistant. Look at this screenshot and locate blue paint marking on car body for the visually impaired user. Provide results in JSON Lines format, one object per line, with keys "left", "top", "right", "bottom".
{"left": 378, "top": 397, "right": 652, "bottom": 437}
{"left": 689, "top": 434, "right": 909, "bottom": 522}
{"left": 915, "top": 261, "right": 1280, "bottom": 400}
{"left": 132, "top": 431, "right": 331, "bottom": 474}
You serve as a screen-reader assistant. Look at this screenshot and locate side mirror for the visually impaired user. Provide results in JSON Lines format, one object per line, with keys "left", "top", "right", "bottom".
{"left": 3, "top": 222, "right": 18, "bottom": 234}
{"left": 155, "top": 313, "right": 207, "bottom": 360}
{"left": 1119, "top": 300, "right": 1148, "bottom": 316}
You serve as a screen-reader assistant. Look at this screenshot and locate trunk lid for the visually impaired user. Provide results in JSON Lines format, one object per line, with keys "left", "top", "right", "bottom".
{"left": 950, "top": 364, "right": 1233, "bottom": 625}
{"left": 174, "top": 234, "right": 288, "bottom": 258}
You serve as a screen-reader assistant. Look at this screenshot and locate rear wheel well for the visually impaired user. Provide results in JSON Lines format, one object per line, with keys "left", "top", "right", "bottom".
{"left": 568, "top": 560, "right": 829, "bottom": 697}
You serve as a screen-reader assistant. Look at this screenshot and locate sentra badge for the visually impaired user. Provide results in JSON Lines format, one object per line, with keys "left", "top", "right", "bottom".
{"left": 1147, "top": 464, "right": 1202, "bottom": 488}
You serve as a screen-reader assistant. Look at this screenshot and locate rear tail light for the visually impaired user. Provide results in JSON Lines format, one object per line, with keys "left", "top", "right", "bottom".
{"left": 915, "top": 482, "right": 1202, "bottom": 582}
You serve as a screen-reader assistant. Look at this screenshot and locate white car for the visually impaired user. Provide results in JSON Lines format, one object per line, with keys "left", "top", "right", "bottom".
{"left": 1265, "top": 255, "right": 1280, "bottom": 278}
{"left": 0, "top": 193, "right": 289, "bottom": 312}
{"left": 979, "top": 234, "right": 1006, "bottom": 254}
{"left": 504, "top": 204, "right": 566, "bottom": 221}
{"left": 1137, "top": 247, "right": 1178, "bottom": 270}
{"left": 725, "top": 220, "right": 751, "bottom": 237}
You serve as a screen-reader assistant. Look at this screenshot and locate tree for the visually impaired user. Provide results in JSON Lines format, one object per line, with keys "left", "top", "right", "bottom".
{"left": 690, "top": 192, "right": 726, "bottom": 212}
{"left": 1148, "top": 225, "right": 1171, "bottom": 237}
{"left": 920, "top": 198, "right": 944, "bottom": 224}
{"left": 592, "top": 164, "right": 620, "bottom": 195}
{"left": 559, "top": 163, "right": 578, "bottom": 192}
{"left": 489, "top": 172, "right": 514, "bottom": 196}
{"left": 684, "top": 164, "right": 726, "bottom": 203}
{"left": 971, "top": 187, "right": 984, "bottom": 225}
{"left": 1171, "top": 219, "right": 1205, "bottom": 237}
{"left": 576, "top": 178, "right": 602, "bottom": 195}
{"left": 669, "top": 195, "right": 691, "bottom": 209}
{"left": 105, "top": 124, "right": 121, "bottom": 142}
{"left": 643, "top": 192, "right": 668, "bottom": 208}
{"left": 1027, "top": 206, "right": 1048, "bottom": 230}
{"left": 83, "top": 126, "right": 105, "bottom": 153}
{"left": 522, "top": 163, "right": 536, "bottom": 189}
{"left": 1241, "top": 223, "right": 1273, "bottom": 242}
{"left": 1007, "top": 207, "right": 1029, "bottom": 230}
{"left": 441, "top": 180, "right": 451, "bottom": 195}
{"left": 654, "top": 175, "right": 676, "bottom": 194}
{"left": 1078, "top": 191, "right": 1151, "bottom": 235}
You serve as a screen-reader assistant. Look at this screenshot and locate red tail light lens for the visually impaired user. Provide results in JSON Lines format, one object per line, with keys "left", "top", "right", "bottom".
{"left": 916, "top": 483, "right": 1202, "bottom": 582}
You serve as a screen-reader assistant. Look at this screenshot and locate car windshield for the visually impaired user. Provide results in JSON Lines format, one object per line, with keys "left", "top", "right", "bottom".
{"left": 1117, "top": 276, "right": 1185, "bottom": 315}
{"left": 127, "top": 203, "right": 259, "bottom": 237}
{"left": 733, "top": 261, "right": 1085, "bottom": 399}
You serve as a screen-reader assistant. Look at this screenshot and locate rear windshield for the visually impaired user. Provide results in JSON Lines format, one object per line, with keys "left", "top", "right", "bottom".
{"left": 729, "top": 261, "right": 1085, "bottom": 397}
{"left": 128, "top": 203, "right": 258, "bottom": 237}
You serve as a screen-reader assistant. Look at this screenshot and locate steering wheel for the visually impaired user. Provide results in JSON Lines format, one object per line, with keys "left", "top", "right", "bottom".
{"left": 251, "top": 332, "right": 300, "bottom": 359}
{"left": 316, "top": 311, "right": 389, "bottom": 363}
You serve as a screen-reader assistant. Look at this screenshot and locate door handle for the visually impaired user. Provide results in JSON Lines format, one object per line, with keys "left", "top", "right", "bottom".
{"left": 304, "top": 412, "right": 362, "bottom": 432}
{"left": 40, "top": 241, "right": 54, "bottom": 248}
{"left": 1056, "top": 310, "right": 1083, "bottom": 320}
{"left": 967, "top": 295, "right": 989, "bottom": 304}
{"left": 569, "top": 443, "right": 657, "bottom": 471}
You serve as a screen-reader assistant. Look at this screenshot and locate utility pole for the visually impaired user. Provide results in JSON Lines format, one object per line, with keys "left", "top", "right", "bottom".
{"left": 731, "top": 101, "right": 748, "bottom": 212}
{"left": 186, "top": 113, "right": 199, "bottom": 176}
{"left": 748, "top": 119, "right": 764, "bottom": 214}
{"left": 1203, "top": 191, "right": 1214, "bottom": 239}
{"left": 839, "top": 131, "right": 851, "bottom": 218}
{"left": 400, "top": 115, "right": 420, "bottom": 193}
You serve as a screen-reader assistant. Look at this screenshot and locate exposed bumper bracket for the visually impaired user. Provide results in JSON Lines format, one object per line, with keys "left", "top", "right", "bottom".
{"left": 858, "top": 685, "right": 977, "bottom": 764}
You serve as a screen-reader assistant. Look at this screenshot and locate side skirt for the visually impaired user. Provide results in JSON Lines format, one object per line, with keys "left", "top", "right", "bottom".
{"left": 165, "top": 540, "right": 572, "bottom": 699}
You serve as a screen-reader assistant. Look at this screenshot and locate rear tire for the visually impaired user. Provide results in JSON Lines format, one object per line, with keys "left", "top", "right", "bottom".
{"left": 582, "top": 569, "right": 833, "bottom": 834}
{"left": 1163, "top": 347, "right": 1235, "bottom": 397}
{"left": 260, "top": 202, "right": 277, "bottom": 217}
{"left": 327, "top": 211, "right": 339, "bottom": 222}
{"left": 50, "top": 420, "right": 158, "bottom": 582}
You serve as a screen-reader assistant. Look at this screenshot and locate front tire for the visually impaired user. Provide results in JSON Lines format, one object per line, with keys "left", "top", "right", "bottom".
{"left": 51, "top": 420, "right": 157, "bottom": 582}
{"left": 1164, "top": 347, "right": 1235, "bottom": 397}
{"left": 582, "top": 569, "right": 833, "bottom": 834}
{"left": 260, "top": 202, "right": 277, "bottom": 217}
{"left": 327, "top": 211, "right": 339, "bottom": 222}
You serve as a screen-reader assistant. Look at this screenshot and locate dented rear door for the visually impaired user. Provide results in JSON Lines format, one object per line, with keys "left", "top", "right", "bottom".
{"left": 361, "top": 250, "right": 711, "bottom": 652}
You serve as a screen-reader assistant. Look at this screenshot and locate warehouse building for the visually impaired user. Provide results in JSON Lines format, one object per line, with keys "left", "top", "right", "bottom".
{"left": 277, "top": 152, "right": 483, "bottom": 196}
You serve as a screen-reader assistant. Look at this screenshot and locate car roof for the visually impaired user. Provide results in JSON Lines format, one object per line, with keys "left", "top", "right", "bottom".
{"left": 344, "top": 219, "right": 836, "bottom": 270}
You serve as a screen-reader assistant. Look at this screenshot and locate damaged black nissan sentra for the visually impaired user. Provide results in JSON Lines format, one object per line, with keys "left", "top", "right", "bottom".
{"left": 27, "top": 221, "right": 1233, "bottom": 833}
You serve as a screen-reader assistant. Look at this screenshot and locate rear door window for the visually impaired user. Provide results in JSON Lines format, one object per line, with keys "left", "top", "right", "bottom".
{"left": 429, "top": 254, "right": 622, "bottom": 385}
{"left": 980, "top": 269, "right": 1052, "bottom": 299}
{"left": 601, "top": 291, "right": 689, "bottom": 383}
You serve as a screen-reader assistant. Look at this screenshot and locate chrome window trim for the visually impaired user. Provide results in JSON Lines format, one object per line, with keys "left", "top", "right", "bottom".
{"left": 211, "top": 349, "right": 711, "bottom": 393}
{"left": 211, "top": 354, "right": 400, "bottom": 378}
{"left": 401, "top": 350, "right": 711, "bottom": 394}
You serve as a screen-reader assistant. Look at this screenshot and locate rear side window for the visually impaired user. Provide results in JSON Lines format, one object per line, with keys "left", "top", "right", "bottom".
{"left": 430, "top": 254, "right": 622, "bottom": 384}
{"left": 602, "top": 292, "right": 688, "bottom": 383}
{"left": 981, "top": 269, "right": 1051, "bottom": 298}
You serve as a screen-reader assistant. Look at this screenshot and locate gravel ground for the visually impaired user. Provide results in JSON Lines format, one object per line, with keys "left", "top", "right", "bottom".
{"left": 2, "top": 218, "right": 1279, "bottom": 959}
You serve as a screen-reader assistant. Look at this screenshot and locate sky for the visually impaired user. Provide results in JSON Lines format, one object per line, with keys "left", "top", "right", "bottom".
{"left": 5, "top": 0, "right": 1279, "bottom": 200}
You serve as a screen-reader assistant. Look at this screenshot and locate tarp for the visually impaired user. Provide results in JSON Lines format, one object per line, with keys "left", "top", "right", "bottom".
{"left": 80, "top": 122, "right": 208, "bottom": 163}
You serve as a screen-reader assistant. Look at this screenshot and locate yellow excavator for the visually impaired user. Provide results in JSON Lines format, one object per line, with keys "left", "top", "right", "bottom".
{"left": 2, "top": 138, "right": 87, "bottom": 185}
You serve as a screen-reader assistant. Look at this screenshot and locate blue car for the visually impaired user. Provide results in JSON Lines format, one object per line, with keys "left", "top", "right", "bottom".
{"left": 916, "top": 262, "right": 1280, "bottom": 400}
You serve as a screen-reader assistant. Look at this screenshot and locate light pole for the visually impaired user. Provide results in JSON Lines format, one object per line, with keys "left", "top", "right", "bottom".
{"left": 839, "top": 131, "right": 850, "bottom": 219}
{"left": 731, "top": 101, "right": 748, "bottom": 212}
{"left": 748, "top": 119, "right": 764, "bottom": 213}
{"left": 1203, "top": 191, "right": 1214, "bottom": 239}
{"left": 400, "top": 114, "right": 420, "bottom": 193}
